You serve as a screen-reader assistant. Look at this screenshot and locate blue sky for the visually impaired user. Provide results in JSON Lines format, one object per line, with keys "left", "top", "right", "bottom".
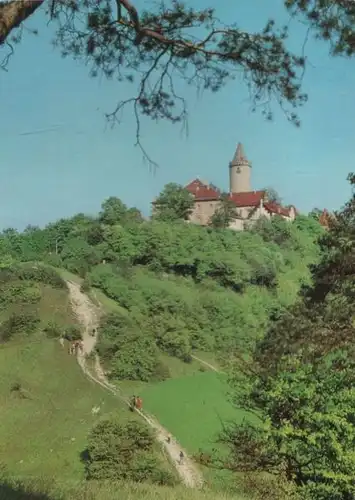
{"left": 0, "top": 0, "right": 354, "bottom": 230}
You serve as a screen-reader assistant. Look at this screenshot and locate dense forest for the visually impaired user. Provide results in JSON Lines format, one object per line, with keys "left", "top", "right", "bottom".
{"left": 0, "top": 184, "right": 324, "bottom": 383}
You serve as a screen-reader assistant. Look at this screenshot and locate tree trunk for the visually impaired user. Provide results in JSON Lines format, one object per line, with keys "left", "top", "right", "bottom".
{"left": 0, "top": 0, "right": 44, "bottom": 45}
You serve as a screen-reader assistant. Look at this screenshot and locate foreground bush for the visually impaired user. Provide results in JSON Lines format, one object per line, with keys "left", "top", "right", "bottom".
{"left": 85, "top": 417, "right": 177, "bottom": 486}
{"left": 238, "top": 473, "right": 300, "bottom": 500}
{"left": 0, "top": 312, "right": 40, "bottom": 343}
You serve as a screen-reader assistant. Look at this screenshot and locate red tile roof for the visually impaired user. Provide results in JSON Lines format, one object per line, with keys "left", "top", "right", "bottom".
{"left": 185, "top": 179, "right": 220, "bottom": 200}
{"left": 185, "top": 179, "right": 294, "bottom": 216}
{"left": 228, "top": 191, "right": 265, "bottom": 207}
{"left": 264, "top": 201, "right": 291, "bottom": 217}
{"left": 185, "top": 180, "right": 265, "bottom": 206}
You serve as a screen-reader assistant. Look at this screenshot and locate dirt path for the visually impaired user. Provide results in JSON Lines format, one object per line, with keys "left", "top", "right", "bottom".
{"left": 66, "top": 280, "right": 203, "bottom": 489}
{"left": 191, "top": 354, "right": 224, "bottom": 374}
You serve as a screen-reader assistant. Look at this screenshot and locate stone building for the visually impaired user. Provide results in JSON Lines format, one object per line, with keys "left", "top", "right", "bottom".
{"left": 184, "top": 142, "right": 297, "bottom": 231}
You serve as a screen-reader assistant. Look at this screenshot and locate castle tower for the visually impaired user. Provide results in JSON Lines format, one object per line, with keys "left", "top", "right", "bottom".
{"left": 229, "top": 142, "right": 252, "bottom": 193}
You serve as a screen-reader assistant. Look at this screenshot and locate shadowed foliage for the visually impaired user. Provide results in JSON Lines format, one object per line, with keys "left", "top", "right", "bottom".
{"left": 221, "top": 174, "right": 355, "bottom": 499}
{"left": 0, "top": 480, "right": 55, "bottom": 500}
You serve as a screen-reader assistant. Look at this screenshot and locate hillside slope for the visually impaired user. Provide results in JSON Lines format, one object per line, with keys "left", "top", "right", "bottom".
{"left": 0, "top": 265, "right": 176, "bottom": 488}
{"left": 0, "top": 264, "right": 250, "bottom": 499}
{"left": 0, "top": 197, "right": 324, "bottom": 500}
{"left": 0, "top": 205, "right": 324, "bottom": 375}
{"left": 66, "top": 278, "right": 203, "bottom": 488}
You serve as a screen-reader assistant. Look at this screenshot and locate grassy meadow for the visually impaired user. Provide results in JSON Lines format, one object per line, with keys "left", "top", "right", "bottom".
{"left": 140, "top": 371, "right": 243, "bottom": 453}
{"left": 0, "top": 269, "right": 173, "bottom": 484}
{"left": 138, "top": 370, "right": 257, "bottom": 490}
{"left": 0, "top": 336, "right": 125, "bottom": 479}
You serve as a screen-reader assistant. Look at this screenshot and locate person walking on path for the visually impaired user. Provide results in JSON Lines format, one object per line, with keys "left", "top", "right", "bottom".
{"left": 179, "top": 451, "right": 184, "bottom": 465}
{"left": 130, "top": 395, "right": 136, "bottom": 412}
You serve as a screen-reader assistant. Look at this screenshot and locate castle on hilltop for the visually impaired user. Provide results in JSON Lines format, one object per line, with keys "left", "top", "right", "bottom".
{"left": 184, "top": 142, "right": 297, "bottom": 231}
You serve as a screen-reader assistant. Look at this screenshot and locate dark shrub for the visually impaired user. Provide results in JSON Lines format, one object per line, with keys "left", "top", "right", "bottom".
{"left": 150, "top": 468, "right": 177, "bottom": 486}
{"left": 0, "top": 268, "right": 15, "bottom": 285}
{"left": 64, "top": 324, "right": 81, "bottom": 341}
{"left": 0, "top": 311, "right": 40, "bottom": 342}
{"left": 152, "top": 361, "right": 170, "bottom": 381}
{"left": 14, "top": 264, "right": 66, "bottom": 289}
{"left": 85, "top": 417, "right": 176, "bottom": 485}
{"left": 43, "top": 321, "right": 62, "bottom": 339}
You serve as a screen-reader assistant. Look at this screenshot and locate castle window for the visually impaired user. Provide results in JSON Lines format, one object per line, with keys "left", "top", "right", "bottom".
{"left": 236, "top": 167, "right": 241, "bottom": 173}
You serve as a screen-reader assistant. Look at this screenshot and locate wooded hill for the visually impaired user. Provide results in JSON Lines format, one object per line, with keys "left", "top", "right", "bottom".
{"left": 0, "top": 188, "right": 324, "bottom": 381}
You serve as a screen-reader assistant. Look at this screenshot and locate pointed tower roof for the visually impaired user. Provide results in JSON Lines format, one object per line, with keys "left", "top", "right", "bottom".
{"left": 234, "top": 143, "right": 246, "bottom": 162}
{"left": 230, "top": 142, "right": 251, "bottom": 167}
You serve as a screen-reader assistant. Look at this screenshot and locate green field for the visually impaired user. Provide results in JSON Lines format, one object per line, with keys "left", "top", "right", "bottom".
{"left": 138, "top": 370, "right": 256, "bottom": 492}
{"left": 140, "top": 371, "right": 250, "bottom": 453}
{"left": 0, "top": 336, "right": 127, "bottom": 480}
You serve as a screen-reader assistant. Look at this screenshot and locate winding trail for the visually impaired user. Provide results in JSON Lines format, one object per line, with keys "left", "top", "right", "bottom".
{"left": 66, "top": 280, "right": 203, "bottom": 489}
{"left": 191, "top": 354, "right": 225, "bottom": 374}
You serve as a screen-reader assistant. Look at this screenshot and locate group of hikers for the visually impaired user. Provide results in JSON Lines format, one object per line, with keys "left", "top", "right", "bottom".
{"left": 68, "top": 344, "right": 186, "bottom": 466}
{"left": 68, "top": 340, "right": 84, "bottom": 355}
{"left": 129, "top": 397, "right": 185, "bottom": 464}
{"left": 67, "top": 327, "right": 96, "bottom": 355}
{"left": 167, "top": 435, "right": 184, "bottom": 465}
{"left": 130, "top": 395, "right": 143, "bottom": 411}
